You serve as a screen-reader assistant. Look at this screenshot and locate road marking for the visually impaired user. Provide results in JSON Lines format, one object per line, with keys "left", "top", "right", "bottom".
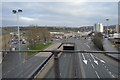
{"left": 87, "top": 45, "right": 90, "bottom": 49}
{"left": 82, "top": 53, "right": 88, "bottom": 64}
{"left": 95, "top": 71, "right": 100, "bottom": 78}
{"left": 108, "top": 71, "right": 112, "bottom": 75}
{"left": 7, "top": 70, "right": 10, "bottom": 73}
{"left": 60, "top": 73, "right": 61, "bottom": 77}
{"left": 94, "top": 56, "right": 105, "bottom": 63}
{"left": 106, "top": 68, "right": 109, "bottom": 71}
{"left": 105, "top": 66, "right": 107, "bottom": 68}
{"left": 112, "top": 75, "right": 115, "bottom": 78}
{"left": 91, "top": 64, "right": 95, "bottom": 69}
{"left": 89, "top": 59, "right": 91, "bottom": 62}
{"left": 78, "top": 54, "right": 86, "bottom": 78}
{"left": 90, "top": 54, "right": 98, "bottom": 65}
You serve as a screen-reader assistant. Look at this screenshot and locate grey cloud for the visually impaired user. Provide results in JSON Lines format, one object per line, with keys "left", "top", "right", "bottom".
{"left": 1, "top": 2, "right": 118, "bottom": 27}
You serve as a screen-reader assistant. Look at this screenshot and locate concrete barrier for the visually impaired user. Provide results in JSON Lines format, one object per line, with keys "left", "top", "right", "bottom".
{"left": 35, "top": 44, "right": 63, "bottom": 78}
{"left": 35, "top": 54, "right": 54, "bottom": 78}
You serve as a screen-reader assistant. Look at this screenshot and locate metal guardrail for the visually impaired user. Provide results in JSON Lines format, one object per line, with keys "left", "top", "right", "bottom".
{"left": 0, "top": 50, "right": 119, "bottom": 54}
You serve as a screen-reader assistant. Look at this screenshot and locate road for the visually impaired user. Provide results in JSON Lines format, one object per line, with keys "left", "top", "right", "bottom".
{"left": 2, "top": 43, "right": 27, "bottom": 78}
{"left": 103, "top": 38, "right": 119, "bottom": 60}
{"left": 2, "top": 42, "right": 61, "bottom": 78}
{"left": 44, "top": 38, "right": 119, "bottom": 78}
{"left": 45, "top": 52, "right": 77, "bottom": 78}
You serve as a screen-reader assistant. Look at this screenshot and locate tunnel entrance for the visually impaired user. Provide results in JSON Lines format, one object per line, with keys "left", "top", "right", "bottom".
{"left": 63, "top": 46, "right": 75, "bottom": 50}
{"left": 62, "top": 42, "right": 75, "bottom": 50}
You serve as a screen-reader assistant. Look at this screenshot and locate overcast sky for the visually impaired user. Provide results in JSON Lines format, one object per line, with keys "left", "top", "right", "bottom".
{"left": 1, "top": 2, "right": 118, "bottom": 27}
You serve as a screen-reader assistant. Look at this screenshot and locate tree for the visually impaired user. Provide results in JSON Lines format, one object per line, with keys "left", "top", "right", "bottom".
{"left": 26, "top": 27, "right": 50, "bottom": 48}
{"left": 92, "top": 32, "right": 104, "bottom": 50}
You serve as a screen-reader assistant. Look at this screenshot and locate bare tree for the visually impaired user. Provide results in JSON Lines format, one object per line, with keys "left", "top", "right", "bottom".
{"left": 26, "top": 26, "right": 50, "bottom": 48}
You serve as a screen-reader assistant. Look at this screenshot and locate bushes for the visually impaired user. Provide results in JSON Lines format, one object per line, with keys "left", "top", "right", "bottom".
{"left": 92, "top": 33, "right": 104, "bottom": 51}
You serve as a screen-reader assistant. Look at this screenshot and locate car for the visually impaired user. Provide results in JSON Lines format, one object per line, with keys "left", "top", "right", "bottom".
{"left": 11, "top": 41, "right": 17, "bottom": 44}
{"left": 22, "top": 41, "right": 25, "bottom": 44}
{"left": 12, "top": 48, "right": 16, "bottom": 51}
{"left": 22, "top": 41, "right": 27, "bottom": 44}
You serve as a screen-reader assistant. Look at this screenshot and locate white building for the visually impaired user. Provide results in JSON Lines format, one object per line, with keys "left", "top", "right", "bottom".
{"left": 94, "top": 23, "right": 103, "bottom": 32}
{"left": 116, "top": 24, "right": 120, "bottom": 33}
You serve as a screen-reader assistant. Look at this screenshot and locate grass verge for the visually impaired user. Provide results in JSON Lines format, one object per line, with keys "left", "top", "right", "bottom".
{"left": 27, "top": 42, "right": 52, "bottom": 55}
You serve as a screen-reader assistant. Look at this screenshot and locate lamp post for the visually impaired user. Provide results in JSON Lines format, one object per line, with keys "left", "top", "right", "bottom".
{"left": 106, "top": 18, "right": 109, "bottom": 37}
{"left": 12, "top": 9, "right": 23, "bottom": 77}
{"left": 12, "top": 9, "right": 22, "bottom": 51}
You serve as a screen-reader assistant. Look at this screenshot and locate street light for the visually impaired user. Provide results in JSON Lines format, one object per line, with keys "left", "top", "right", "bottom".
{"left": 106, "top": 18, "right": 109, "bottom": 37}
{"left": 12, "top": 9, "right": 22, "bottom": 51}
{"left": 12, "top": 9, "right": 23, "bottom": 76}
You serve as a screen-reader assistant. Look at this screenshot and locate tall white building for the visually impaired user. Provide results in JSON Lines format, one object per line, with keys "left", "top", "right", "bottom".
{"left": 116, "top": 24, "right": 120, "bottom": 33}
{"left": 94, "top": 23, "right": 103, "bottom": 32}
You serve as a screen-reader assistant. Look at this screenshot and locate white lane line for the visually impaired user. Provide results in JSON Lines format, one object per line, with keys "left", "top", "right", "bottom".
{"left": 87, "top": 45, "right": 90, "bottom": 49}
{"left": 78, "top": 54, "right": 86, "bottom": 78}
{"left": 94, "top": 56, "right": 105, "bottom": 63}
{"left": 95, "top": 71, "right": 100, "bottom": 78}
{"left": 90, "top": 54, "right": 98, "bottom": 65}
{"left": 112, "top": 75, "right": 115, "bottom": 78}
{"left": 108, "top": 71, "right": 112, "bottom": 75}
{"left": 91, "top": 64, "right": 95, "bottom": 68}
{"left": 82, "top": 53, "right": 88, "bottom": 64}
{"left": 60, "top": 73, "right": 61, "bottom": 77}
{"left": 104, "top": 66, "right": 107, "bottom": 68}
{"left": 7, "top": 70, "right": 10, "bottom": 73}
{"left": 89, "top": 59, "right": 91, "bottom": 62}
{"left": 107, "top": 71, "right": 115, "bottom": 78}
{"left": 106, "top": 68, "right": 109, "bottom": 71}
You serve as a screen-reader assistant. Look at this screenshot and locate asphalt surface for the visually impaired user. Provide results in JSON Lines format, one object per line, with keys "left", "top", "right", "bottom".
{"left": 45, "top": 53, "right": 75, "bottom": 78}
{"left": 103, "top": 38, "right": 119, "bottom": 60}
{"left": 2, "top": 43, "right": 27, "bottom": 78}
{"left": 2, "top": 42, "right": 61, "bottom": 78}
{"left": 44, "top": 38, "right": 119, "bottom": 78}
